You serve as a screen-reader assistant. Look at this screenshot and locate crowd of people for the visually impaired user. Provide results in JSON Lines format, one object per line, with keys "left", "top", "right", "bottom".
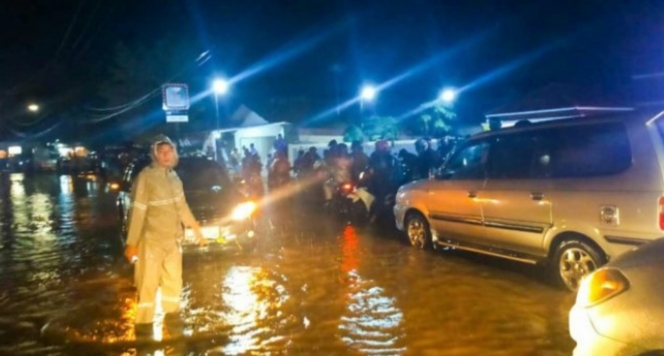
{"left": 215, "top": 132, "right": 463, "bottom": 206}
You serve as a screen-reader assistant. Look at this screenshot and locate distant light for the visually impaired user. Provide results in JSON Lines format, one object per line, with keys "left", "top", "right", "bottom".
{"left": 439, "top": 88, "right": 457, "bottom": 103}
{"left": 212, "top": 78, "right": 229, "bottom": 95}
{"left": 360, "top": 85, "right": 377, "bottom": 101}
{"left": 8, "top": 146, "right": 22, "bottom": 155}
{"left": 27, "top": 104, "right": 39, "bottom": 112}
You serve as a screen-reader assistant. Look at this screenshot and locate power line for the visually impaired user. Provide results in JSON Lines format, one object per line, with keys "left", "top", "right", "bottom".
{"left": 4, "top": 0, "right": 87, "bottom": 95}
{"left": 53, "top": 0, "right": 86, "bottom": 64}
{"left": 69, "top": 0, "right": 105, "bottom": 54}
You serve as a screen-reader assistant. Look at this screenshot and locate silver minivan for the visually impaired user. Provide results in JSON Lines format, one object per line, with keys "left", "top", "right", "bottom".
{"left": 394, "top": 110, "right": 664, "bottom": 291}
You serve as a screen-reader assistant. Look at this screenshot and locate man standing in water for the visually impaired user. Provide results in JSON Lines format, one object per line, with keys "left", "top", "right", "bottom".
{"left": 123, "top": 135, "right": 207, "bottom": 336}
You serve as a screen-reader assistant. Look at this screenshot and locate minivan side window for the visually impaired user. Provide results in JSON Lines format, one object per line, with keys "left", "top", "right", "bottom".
{"left": 487, "top": 134, "right": 537, "bottom": 179}
{"left": 441, "top": 141, "right": 489, "bottom": 180}
{"left": 546, "top": 122, "right": 632, "bottom": 178}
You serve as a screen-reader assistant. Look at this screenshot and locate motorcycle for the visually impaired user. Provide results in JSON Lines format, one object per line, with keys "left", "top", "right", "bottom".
{"left": 325, "top": 179, "right": 373, "bottom": 225}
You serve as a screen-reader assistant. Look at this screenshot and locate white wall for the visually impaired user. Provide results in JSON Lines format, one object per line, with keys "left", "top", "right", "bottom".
{"left": 234, "top": 124, "right": 286, "bottom": 164}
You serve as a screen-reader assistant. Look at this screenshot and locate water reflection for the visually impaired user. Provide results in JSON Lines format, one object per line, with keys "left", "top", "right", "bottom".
{"left": 0, "top": 174, "right": 576, "bottom": 355}
{"left": 339, "top": 226, "right": 406, "bottom": 355}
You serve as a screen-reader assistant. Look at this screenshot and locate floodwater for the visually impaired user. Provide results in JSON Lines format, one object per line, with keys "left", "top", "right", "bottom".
{"left": 0, "top": 173, "right": 576, "bottom": 355}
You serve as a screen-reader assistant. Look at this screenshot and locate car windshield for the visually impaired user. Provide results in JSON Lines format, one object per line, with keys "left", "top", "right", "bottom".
{"left": 175, "top": 158, "right": 232, "bottom": 191}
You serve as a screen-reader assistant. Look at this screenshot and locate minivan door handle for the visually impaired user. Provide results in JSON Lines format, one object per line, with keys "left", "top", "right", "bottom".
{"left": 468, "top": 191, "right": 477, "bottom": 198}
{"left": 530, "top": 192, "right": 544, "bottom": 201}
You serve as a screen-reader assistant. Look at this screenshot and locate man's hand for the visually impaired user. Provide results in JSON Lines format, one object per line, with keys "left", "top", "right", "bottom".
{"left": 193, "top": 226, "right": 208, "bottom": 247}
{"left": 124, "top": 245, "right": 138, "bottom": 263}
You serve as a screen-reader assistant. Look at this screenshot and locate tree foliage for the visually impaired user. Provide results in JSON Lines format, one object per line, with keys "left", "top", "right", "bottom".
{"left": 419, "top": 104, "right": 457, "bottom": 138}
{"left": 362, "top": 115, "right": 399, "bottom": 141}
{"left": 343, "top": 124, "right": 364, "bottom": 143}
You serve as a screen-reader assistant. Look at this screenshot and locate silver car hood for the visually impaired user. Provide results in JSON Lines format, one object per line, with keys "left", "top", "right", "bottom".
{"left": 608, "top": 237, "right": 664, "bottom": 271}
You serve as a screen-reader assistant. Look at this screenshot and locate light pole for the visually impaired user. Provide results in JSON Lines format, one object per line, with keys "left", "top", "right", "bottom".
{"left": 212, "top": 78, "right": 229, "bottom": 131}
{"left": 359, "top": 84, "right": 377, "bottom": 118}
{"left": 211, "top": 78, "right": 229, "bottom": 163}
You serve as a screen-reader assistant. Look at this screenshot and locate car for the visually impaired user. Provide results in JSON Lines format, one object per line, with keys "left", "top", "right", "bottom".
{"left": 394, "top": 110, "right": 664, "bottom": 291}
{"left": 115, "top": 156, "right": 258, "bottom": 252}
{"left": 569, "top": 237, "right": 664, "bottom": 356}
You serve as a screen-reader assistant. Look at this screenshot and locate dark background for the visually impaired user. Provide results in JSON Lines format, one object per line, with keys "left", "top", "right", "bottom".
{"left": 2, "top": 0, "right": 663, "bottom": 142}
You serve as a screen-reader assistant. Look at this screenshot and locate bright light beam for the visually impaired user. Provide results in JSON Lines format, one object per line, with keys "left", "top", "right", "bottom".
{"left": 439, "top": 88, "right": 457, "bottom": 103}
{"left": 302, "top": 28, "right": 494, "bottom": 127}
{"left": 229, "top": 23, "right": 344, "bottom": 85}
{"left": 459, "top": 40, "right": 565, "bottom": 93}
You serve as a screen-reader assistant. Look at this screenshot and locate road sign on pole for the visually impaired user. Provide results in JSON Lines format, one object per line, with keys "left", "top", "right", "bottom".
{"left": 162, "top": 84, "right": 189, "bottom": 111}
{"left": 162, "top": 83, "right": 189, "bottom": 123}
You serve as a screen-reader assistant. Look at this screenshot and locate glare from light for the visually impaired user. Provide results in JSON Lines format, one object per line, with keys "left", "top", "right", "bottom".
{"left": 8, "top": 146, "right": 22, "bottom": 155}
{"left": 360, "top": 85, "right": 377, "bottom": 101}
{"left": 28, "top": 104, "right": 39, "bottom": 112}
{"left": 440, "top": 88, "right": 457, "bottom": 103}
{"left": 231, "top": 201, "right": 257, "bottom": 221}
{"left": 212, "top": 78, "right": 229, "bottom": 95}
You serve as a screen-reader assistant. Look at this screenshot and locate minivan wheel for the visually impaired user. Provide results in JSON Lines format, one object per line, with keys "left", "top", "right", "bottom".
{"left": 405, "top": 212, "right": 432, "bottom": 250}
{"left": 552, "top": 239, "right": 603, "bottom": 292}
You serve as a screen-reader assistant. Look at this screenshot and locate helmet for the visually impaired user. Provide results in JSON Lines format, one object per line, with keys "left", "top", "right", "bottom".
{"left": 375, "top": 140, "right": 389, "bottom": 152}
{"left": 415, "top": 138, "right": 428, "bottom": 153}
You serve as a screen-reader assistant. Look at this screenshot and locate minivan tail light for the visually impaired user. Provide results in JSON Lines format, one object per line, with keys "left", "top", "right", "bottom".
{"left": 659, "top": 197, "right": 664, "bottom": 230}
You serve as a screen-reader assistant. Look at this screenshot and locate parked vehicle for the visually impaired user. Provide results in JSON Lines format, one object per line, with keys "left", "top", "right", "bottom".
{"left": 116, "top": 156, "right": 258, "bottom": 252}
{"left": 394, "top": 110, "right": 664, "bottom": 291}
{"left": 569, "top": 237, "right": 664, "bottom": 356}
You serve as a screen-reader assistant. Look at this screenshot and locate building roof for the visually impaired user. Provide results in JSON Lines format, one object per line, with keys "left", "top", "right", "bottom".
{"left": 486, "top": 83, "right": 632, "bottom": 121}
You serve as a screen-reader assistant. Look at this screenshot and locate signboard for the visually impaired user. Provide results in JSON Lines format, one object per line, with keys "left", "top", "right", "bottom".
{"left": 166, "top": 114, "right": 189, "bottom": 123}
{"left": 162, "top": 84, "right": 190, "bottom": 111}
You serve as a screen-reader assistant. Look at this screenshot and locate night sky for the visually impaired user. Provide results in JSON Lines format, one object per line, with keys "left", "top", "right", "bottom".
{"left": 2, "top": 0, "right": 664, "bottom": 139}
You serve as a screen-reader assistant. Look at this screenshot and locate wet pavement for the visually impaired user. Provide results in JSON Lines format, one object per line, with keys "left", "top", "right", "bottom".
{"left": 0, "top": 173, "right": 576, "bottom": 355}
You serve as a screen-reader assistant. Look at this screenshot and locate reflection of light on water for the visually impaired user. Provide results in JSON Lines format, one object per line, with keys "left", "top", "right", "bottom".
{"left": 221, "top": 266, "right": 269, "bottom": 355}
{"left": 59, "top": 175, "right": 73, "bottom": 193}
{"left": 10, "top": 175, "right": 25, "bottom": 198}
{"left": 339, "top": 226, "right": 406, "bottom": 355}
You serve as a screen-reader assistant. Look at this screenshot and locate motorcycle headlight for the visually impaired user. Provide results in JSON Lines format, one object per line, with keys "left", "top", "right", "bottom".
{"left": 576, "top": 268, "right": 629, "bottom": 307}
{"left": 231, "top": 201, "right": 257, "bottom": 221}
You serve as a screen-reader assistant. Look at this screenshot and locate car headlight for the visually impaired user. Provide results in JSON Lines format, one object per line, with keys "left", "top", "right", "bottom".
{"left": 231, "top": 201, "right": 257, "bottom": 221}
{"left": 576, "top": 268, "right": 629, "bottom": 307}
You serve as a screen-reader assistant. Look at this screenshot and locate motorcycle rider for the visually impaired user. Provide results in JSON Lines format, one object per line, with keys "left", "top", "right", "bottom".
{"left": 398, "top": 148, "right": 419, "bottom": 183}
{"left": 268, "top": 150, "right": 292, "bottom": 190}
{"left": 350, "top": 141, "right": 369, "bottom": 183}
{"left": 415, "top": 138, "right": 441, "bottom": 179}
{"left": 324, "top": 143, "right": 352, "bottom": 204}
{"left": 367, "top": 140, "right": 398, "bottom": 203}
{"left": 123, "top": 135, "right": 207, "bottom": 336}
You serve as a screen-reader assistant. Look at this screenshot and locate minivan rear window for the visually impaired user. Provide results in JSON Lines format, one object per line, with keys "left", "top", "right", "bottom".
{"left": 543, "top": 122, "right": 632, "bottom": 178}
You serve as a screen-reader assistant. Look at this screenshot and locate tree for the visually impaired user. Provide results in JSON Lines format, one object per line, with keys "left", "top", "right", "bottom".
{"left": 343, "top": 124, "right": 364, "bottom": 143}
{"left": 419, "top": 104, "right": 457, "bottom": 138}
{"left": 362, "top": 115, "right": 399, "bottom": 141}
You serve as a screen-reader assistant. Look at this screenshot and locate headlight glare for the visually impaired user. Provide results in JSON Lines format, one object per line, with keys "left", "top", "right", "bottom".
{"left": 231, "top": 201, "right": 257, "bottom": 221}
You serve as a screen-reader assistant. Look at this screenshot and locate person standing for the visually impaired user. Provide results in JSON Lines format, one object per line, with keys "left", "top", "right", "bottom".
{"left": 123, "top": 135, "right": 207, "bottom": 336}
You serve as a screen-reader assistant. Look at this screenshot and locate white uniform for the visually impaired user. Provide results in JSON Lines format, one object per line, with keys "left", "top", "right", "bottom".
{"left": 127, "top": 163, "right": 197, "bottom": 325}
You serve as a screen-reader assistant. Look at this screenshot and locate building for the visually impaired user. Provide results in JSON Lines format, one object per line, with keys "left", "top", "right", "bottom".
{"left": 484, "top": 83, "right": 633, "bottom": 129}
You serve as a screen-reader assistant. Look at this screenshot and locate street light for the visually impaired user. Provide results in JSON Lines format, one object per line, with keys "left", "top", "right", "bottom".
{"left": 360, "top": 85, "right": 377, "bottom": 101}
{"left": 211, "top": 78, "right": 229, "bottom": 163}
{"left": 439, "top": 88, "right": 457, "bottom": 104}
{"left": 212, "top": 78, "right": 229, "bottom": 95}
{"left": 359, "top": 84, "right": 377, "bottom": 119}
{"left": 27, "top": 104, "right": 39, "bottom": 112}
{"left": 211, "top": 78, "right": 230, "bottom": 129}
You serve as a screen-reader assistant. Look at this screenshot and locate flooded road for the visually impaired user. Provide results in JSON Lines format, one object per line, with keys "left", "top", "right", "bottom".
{"left": 0, "top": 173, "right": 576, "bottom": 355}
